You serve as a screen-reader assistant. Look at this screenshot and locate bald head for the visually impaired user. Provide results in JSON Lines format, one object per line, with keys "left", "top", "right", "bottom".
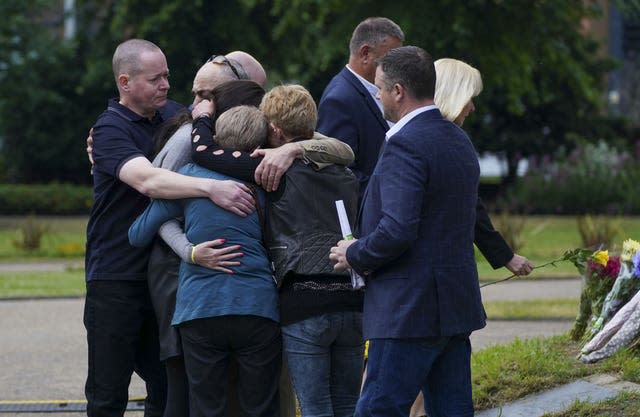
{"left": 192, "top": 63, "right": 237, "bottom": 98}
{"left": 226, "top": 51, "right": 267, "bottom": 87}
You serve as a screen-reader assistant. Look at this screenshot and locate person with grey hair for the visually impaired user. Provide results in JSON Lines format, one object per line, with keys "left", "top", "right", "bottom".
{"left": 129, "top": 103, "right": 281, "bottom": 417}
{"left": 330, "top": 46, "right": 484, "bottom": 417}
{"left": 317, "top": 17, "right": 404, "bottom": 201}
{"left": 214, "top": 105, "right": 270, "bottom": 149}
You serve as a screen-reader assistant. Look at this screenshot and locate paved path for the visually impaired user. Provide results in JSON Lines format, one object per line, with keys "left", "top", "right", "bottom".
{"left": 0, "top": 275, "right": 583, "bottom": 416}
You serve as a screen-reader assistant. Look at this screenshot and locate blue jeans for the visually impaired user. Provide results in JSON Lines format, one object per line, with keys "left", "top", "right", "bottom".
{"left": 282, "top": 311, "right": 364, "bottom": 417}
{"left": 356, "top": 335, "right": 473, "bottom": 417}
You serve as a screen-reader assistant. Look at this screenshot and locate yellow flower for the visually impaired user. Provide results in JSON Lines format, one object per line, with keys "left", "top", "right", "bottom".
{"left": 593, "top": 250, "right": 609, "bottom": 267}
{"left": 621, "top": 239, "right": 640, "bottom": 262}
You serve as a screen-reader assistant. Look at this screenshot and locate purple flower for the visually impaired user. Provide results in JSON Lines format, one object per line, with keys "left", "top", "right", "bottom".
{"left": 632, "top": 251, "right": 640, "bottom": 277}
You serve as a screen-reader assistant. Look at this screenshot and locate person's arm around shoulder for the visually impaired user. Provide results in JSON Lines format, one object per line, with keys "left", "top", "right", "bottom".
{"left": 299, "top": 132, "right": 355, "bottom": 169}
{"left": 119, "top": 157, "right": 254, "bottom": 216}
{"left": 250, "top": 132, "right": 355, "bottom": 191}
{"left": 250, "top": 143, "right": 302, "bottom": 192}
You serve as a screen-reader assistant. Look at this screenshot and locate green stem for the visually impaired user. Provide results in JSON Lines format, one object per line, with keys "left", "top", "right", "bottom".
{"left": 479, "top": 258, "right": 565, "bottom": 288}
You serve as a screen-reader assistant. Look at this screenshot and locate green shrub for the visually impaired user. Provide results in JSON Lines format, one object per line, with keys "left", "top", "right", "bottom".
{"left": 12, "top": 215, "right": 49, "bottom": 251}
{"left": 490, "top": 213, "right": 526, "bottom": 252}
{"left": 0, "top": 183, "right": 92, "bottom": 215}
{"left": 576, "top": 214, "right": 621, "bottom": 249}
{"left": 503, "top": 141, "right": 640, "bottom": 214}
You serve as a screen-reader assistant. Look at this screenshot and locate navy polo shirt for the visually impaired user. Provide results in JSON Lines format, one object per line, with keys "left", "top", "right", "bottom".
{"left": 85, "top": 98, "right": 184, "bottom": 282}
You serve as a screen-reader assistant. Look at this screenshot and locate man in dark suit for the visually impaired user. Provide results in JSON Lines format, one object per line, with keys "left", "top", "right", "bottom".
{"left": 318, "top": 18, "right": 531, "bottom": 278}
{"left": 330, "top": 46, "right": 482, "bottom": 417}
{"left": 317, "top": 17, "right": 404, "bottom": 200}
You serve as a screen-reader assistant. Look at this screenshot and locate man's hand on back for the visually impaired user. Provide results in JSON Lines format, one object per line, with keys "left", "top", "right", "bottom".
{"left": 208, "top": 180, "right": 255, "bottom": 216}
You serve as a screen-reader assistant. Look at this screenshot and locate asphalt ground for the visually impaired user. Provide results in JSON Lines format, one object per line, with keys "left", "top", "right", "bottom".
{"left": 0, "top": 271, "right": 581, "bottom": 416}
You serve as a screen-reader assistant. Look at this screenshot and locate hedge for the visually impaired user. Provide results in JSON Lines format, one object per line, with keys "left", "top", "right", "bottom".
{"left": 500, "top": 141, "right": 640, "bottom": 215}
{"left": 0, "top": 183, "right": 92, "bottom": 215}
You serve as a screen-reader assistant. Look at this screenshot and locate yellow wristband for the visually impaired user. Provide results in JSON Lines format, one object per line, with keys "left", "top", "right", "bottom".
{"left": 191, "top": 245, "right": 197, "bottom": 264}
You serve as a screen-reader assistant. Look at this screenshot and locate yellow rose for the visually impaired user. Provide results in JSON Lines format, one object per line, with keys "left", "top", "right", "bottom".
{"left": 593, "top": 250, "right": 609, "bottom": 267}
{"left": 621, "top": 239, "right": 640, "bottom": 262}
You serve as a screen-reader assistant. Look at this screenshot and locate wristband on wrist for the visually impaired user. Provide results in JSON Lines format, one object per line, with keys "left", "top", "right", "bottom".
{"left": 191, "top": 245, "right": 197, "bottom": 264}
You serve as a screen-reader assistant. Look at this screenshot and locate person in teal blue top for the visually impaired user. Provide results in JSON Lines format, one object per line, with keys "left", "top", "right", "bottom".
{"left": 129, "top": 105, "right": 281, "bottom": 417}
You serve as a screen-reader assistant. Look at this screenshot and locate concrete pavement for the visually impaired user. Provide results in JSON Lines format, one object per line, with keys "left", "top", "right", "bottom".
{"left": 0, "top": 276, "right": 583, "bottom": 416}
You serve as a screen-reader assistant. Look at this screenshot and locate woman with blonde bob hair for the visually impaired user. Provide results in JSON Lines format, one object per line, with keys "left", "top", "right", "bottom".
{"left": 434, "top": 58, "right": 483, "bottom": 126}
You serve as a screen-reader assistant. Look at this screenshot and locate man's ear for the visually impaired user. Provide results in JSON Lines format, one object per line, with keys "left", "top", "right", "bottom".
{"left": 117, "top": 74, "right": 130, "bottom": 91}
{"left": 394, "top": 83, "right": 404, "bottom": 102}
{"left": 359, "top": 44, "right": 372, "bottom": 63}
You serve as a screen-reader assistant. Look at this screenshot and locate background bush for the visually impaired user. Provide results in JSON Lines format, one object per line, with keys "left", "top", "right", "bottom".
{"left": 0, "top": 183, "right": 92, "bottom": 215}
{"left": 502, "top": 140, "right": 640, "bottom": 215}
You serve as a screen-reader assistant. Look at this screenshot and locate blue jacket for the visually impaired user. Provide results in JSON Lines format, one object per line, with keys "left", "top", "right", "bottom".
{"left": 128, "top": 163, "right": 279, "bottom": 325}
{"left": 317, "top": 67, "right": 388, "bottom": 198}
{"left": 346, "top": 109, "right": 486, "bottom": 339}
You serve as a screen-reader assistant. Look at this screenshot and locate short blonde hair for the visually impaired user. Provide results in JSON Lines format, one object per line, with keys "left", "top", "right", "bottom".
{"left": 214, "top": 105, "right": 268, "bottom": 152}
{"left": 434, "top": 58, "right": 483, "bottom": 122}
{"left": 260, "top": 84, "right": 317, "bottom": 139}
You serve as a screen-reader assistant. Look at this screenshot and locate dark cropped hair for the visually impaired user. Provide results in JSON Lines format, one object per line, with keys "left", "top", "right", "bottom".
{"left": 154, "top": 80, "right": 265, "bottom": 155}
{"left": 376, "top": 46, "right": 436, "bottom": 101}
{"left": 211, "top": 80, "right": 265, "bottom": 123}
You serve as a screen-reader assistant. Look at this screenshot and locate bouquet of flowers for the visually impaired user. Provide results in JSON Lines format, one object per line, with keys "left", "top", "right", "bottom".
{"left": 585, "top": 239, "right": 640, "bottom": 339}
{"left": 570, "top": 249, "right": 620, "bottom": 340}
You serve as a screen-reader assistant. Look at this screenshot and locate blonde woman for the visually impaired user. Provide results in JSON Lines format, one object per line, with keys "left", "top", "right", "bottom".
{"left": 435, "top": 58, "right": 533, "bottom": 277}
{"left": 435, "top": 58, "right": 482, "bottom": 126}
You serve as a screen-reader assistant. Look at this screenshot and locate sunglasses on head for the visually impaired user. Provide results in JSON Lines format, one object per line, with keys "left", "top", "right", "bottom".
{"left": 206, "top": 54, "right": 246, "bottom": 80}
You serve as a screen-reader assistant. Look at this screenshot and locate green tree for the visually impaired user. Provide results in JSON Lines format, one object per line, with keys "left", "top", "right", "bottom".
{"left": 0, "top": 0, "right": 92, "bottom": 183}
{"left": 0, "top": 0, "right": 626, "bottom": 186}
{"left": 242, "top": 0, "right": 621, "bottom": 184}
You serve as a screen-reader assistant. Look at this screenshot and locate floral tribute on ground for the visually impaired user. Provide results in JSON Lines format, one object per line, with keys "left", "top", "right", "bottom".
{"left": 566, "top": 239, "right": 640, "bottom": 363}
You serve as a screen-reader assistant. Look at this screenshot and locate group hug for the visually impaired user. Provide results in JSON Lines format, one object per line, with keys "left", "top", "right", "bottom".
{"left": 84, "top": 16, "right": 534, "bottom": 417}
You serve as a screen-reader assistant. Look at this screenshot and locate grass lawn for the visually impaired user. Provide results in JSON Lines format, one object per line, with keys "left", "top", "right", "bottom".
{"left": 472, "top": 335, "right": 640, "bottom": 413}
{"left": 545, "top": 391, "right": 640, "bottom": 416}
{"left": 0, "top": 270, "right": 85, "bottom": 298}
{"left": 484, "top": 298, "right": 579, "bottom": 320}
{"left": 0, "top": 215, "right": 86, "bottom": 260}
{"left": 476, "top": 215, "right": 640, "bottom": 280}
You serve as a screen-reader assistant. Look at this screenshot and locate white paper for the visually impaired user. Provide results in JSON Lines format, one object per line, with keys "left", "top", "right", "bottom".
{"left": 335, "top": 200, "right": 353, "bottom": 240}
{"left": 335, "top": 200, "right": 365, "bottom": 289}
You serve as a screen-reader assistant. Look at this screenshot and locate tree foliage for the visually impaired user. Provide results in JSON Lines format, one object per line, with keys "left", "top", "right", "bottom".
{"left": 0, "top": 0, "right": 630, "bottom": 184}
{"left": 0, "top": 0, "right": 92, "bottom": 183}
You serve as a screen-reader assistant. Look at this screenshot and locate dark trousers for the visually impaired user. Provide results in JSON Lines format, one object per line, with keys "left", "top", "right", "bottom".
{"left": 164, "top": 356, "right": 189, "bottom": 417}
{"left": 356, "top": 335, "right": 473, "bottom": 417}
{"left": 179, "top": 315, "right": 282, "bottom": 417}
{"left": 84, "top": 280, "right": 166, "bottom": 417}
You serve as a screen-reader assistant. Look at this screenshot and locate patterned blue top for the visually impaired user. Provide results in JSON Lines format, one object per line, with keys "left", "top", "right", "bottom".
{"left": 128, "top": 163, "right": 278, "bottom": 325}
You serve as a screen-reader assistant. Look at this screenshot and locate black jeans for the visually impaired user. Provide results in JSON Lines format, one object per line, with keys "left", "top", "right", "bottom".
{"left": 84, "top": 280, "right": 166, "bottom": 417}
{"left": 179, "top": 315, "right": 282, "bottom": 417}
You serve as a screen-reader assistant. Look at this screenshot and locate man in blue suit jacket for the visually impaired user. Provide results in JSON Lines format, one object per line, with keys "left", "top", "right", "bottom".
{"left": 331, "top": 46, "right": 483, "bottom": 417}
{"left": 317, "top": 17, "right": 403, "bottom": 200}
